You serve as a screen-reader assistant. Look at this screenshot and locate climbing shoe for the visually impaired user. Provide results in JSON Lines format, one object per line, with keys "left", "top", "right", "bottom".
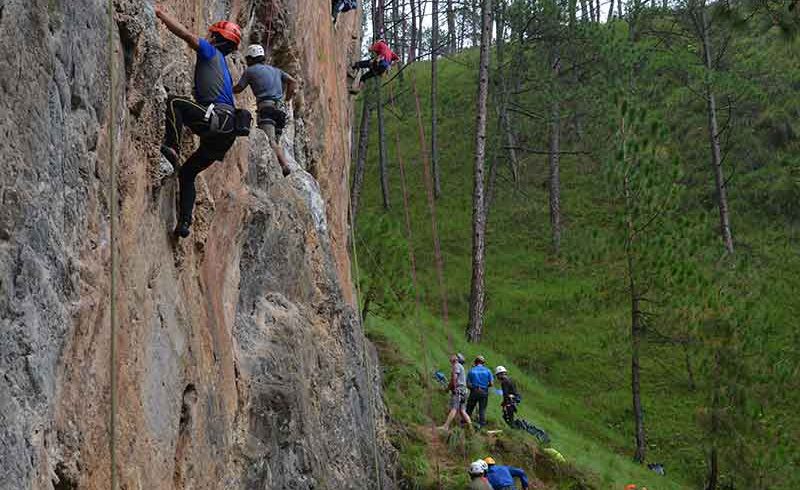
{"left": 160, "top": 145, "right": 179, "bottom": 166}
{"left": 174, "top": 220, "right": 191, "bottom": 239}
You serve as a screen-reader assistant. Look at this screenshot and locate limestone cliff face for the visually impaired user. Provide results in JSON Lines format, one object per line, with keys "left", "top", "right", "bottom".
{"left": 0, "top": 1, "right": 395, "bottom": 489}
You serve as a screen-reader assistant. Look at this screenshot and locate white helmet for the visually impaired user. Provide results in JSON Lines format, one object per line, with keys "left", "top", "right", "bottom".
{"left": 495, "top": 365, "right": 508, "bottom": 375}
{"left": 478, "top": 459, "right": 489, "bottom": 472}
{"left": 245, "top": 44, "right": 265, "bottom": 59}
{"left": 469, "top": 460, "right": 486, "bottom": 476}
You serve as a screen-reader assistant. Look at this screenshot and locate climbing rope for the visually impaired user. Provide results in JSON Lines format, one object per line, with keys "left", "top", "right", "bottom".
{"left": 386, "top": 80, "right": 444, "bottom": 488}
{"left": 409, "top": 71, "right": 452, "bottom": 348}
{"left": 264, "top": 0, "right": 275, "bottom": 48}
{"left": 107, "top": 0, "right": 119, "bottom": 488}
{"left": 343, "top": 47, "right": 384, "bottom": 490}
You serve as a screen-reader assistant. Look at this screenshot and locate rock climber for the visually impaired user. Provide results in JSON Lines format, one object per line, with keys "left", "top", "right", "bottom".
{"left": 484, "top": 456, "right": 529, "bottom": 490}
{"left": 155, "top": 5, "right": 242, "bottom": 238}
{"left": 332, "top": 0, "right": 358, "bottom": 24}
{"left": 468, "top": 459, "right": 493, "bottom": 490}
{"left": 495, "top": 365, "right": 520, "bottom": 426}
{"left": 466, "top": 355, "right": 493, "bottom": 428}
{"left": 349, "top": 39, "right": 400, "bottom": 93}
{"left": 234, "top": 44, "right": 298, "bottom": 177}
{"left": 438, "top": 353, "right": 471, "bottom": 431}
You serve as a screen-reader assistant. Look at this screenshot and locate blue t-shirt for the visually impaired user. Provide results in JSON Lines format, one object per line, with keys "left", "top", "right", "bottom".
{"left": 467, "top": 365, "right": 494, "bottom": 391}
{"left": 235, "top": 63, "right": 289, "bottom": 102}
{"left": 487, "top": 465, "right": 528, "bottom": 489}
{"left": 194, "top": 38, "right": 234, "bottom": 106}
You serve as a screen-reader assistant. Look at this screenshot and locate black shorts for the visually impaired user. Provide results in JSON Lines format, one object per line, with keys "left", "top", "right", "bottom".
{"left": 257, "top": 105, "right": 287, "bottom": 138}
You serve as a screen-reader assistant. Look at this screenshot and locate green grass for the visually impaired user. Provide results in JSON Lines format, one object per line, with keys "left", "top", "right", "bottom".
{"left": 355, "top": 33, "right": 800, "bottom": 489}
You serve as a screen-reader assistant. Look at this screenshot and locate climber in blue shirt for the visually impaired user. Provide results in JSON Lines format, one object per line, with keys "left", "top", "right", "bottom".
{"left": 484, "top": 457, "right": 529, "bottom": 490}
{"left": 466, "top": 355, "right": 494, "bottom": 428}
{"left": 155, "top": 5, "right": 242, "bottom": 238}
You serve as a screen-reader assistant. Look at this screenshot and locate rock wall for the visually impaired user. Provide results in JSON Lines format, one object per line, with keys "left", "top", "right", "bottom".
{"left": 0, "top": 0, "right": 395, "bottom": 488}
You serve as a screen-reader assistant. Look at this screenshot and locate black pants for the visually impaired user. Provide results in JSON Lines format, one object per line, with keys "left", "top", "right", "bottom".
{"left": 466, "top": 389, "right": 489, "bottom": 426}
{"left": 353, "top": 59, "right": 387, "bottom": 83}
{"left": 163, "top": 95, "right": 235, "bottom": 224}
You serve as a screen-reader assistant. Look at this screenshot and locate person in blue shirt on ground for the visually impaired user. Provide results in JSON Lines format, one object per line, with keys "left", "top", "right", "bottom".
{"left": 466, "top": 355, "right": 494, "bottom": 428}
{"left": 483, "top": 457, "right": 529, "bottom": 490}
{"left": 234, "top": 44, "right": 298, "bottom": 177}
{"left": 155, "top": 5, "right": 241, "bottom": 238}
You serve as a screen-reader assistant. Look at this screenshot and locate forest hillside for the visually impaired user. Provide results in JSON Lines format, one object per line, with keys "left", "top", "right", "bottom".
{"left": 353, "top": 2, "right": 799, "bottom": 488}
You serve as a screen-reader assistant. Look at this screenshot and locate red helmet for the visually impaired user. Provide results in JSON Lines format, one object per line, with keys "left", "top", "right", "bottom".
{"left": 208, "top": 21, "right": 242, "bottom": 46}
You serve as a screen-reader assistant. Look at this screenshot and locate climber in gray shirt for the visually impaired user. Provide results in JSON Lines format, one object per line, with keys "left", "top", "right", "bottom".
{"left": 234, "top": 44, "right": 298, "bottom": 176}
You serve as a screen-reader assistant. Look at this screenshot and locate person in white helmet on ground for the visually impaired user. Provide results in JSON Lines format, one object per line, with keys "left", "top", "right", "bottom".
{"left": 495, "top": 366, "right": 521, "bottom": 426}
{"left": 234, "top": 43, "right": 298, "bottom": 177}
{"left": 468, "top": 459, "right": 492, "bottom": 489}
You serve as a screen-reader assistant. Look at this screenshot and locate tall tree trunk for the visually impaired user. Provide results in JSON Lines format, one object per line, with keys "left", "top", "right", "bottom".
{"left": 409, "top": 0, "right": 418, "bottom": 62}
{"left": 548, "top": 52, "right": 562, "bottom": 255}
{"left": 607, "top": 0, "right": 615, "bottom": 21}
{"left": 580, "top": 0, "right": 589, "bottom": 21}
{"left": 618, "top": 0, "right": 624, "bottom": 18}
{"left": 495, "top": 1, "right": 519, "bottom": 182}
{"left": 699, "top": 6, "right": 734, "bottom": 254}
{"left": 391, "top": 0, "right": 400, "bottom": 60}
{"left": 447, "top": 0, "right": 457, "bottom": 52}
{"left": 705, "top": 351, "right": 721, "bottom": 490}
{"left": 351, "top": 96, "right": 371, "bottom": 223}
{"left": 631, "top": 290, "right": 647, "bottom": 463}
{"left": 623, "top": 164, "right": 647, "bottom": 464}
{"left": 432, "top": 0, "right": 442, "bottom": 198}
{"left": 467, "top": 0, "right": 492, "bottom": 343}
{"left": 376, "top": 81, "right": 390, "bottom": 210}
{"left": 417, "top": 0, "right": 426, "bottom": 57}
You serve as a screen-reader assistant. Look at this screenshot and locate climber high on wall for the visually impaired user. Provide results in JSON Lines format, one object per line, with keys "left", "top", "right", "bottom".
{"left": 155, "top": 5, "right": 250, "bottom": 239}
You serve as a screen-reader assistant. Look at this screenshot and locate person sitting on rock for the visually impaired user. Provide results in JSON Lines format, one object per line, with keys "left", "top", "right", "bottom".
{"left": 155, "top": 5, "right": 241, "bottom": 238}
{"left": 234, "top": 44, "right": 297, "bottom": 177}
{"left": 350, "top": 39, "right": 399, "bottom": 94}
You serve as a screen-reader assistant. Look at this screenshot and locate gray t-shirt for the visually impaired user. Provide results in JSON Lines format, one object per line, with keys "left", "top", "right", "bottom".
{"left": 453, "top": 363, "right": 466, "bottom": 391}
{"left": 235, "top": 63, "right": 288, "bottom": 102}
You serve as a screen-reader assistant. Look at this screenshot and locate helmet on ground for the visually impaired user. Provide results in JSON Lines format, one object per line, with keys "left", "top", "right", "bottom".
{"left": 469, "top": 461, "right": 485, "bottom": 476}
{"left": 475, "top": 355, "right": 486, "bottom": 364}
{"left": 495, "top": 365, "right": 508, "bottom": 375}
{"left": 483, "top": 456, "right": 496, "bottom": 466}
{"left": 208, "top": 21, "right": 242, "bottom": 46}
{"left": 245, "top": 44, "right": 265, "bottom": 59}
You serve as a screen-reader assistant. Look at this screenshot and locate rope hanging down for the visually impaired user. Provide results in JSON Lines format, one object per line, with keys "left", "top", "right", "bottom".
{"left": 343, "top": 43, "right": 383, "bottom": 490}
{"left": 107, "top": 0, "right": 119, "bottom": 487}
{"left": 387, "top": 80, "right": 444, "bottom": 489}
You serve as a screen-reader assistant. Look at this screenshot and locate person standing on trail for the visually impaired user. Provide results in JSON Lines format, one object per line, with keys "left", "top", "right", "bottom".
{"left": 484, "top": 457, "right": 529, "bottom": 490}
{"left": 439, "top": 353, "right": 472, "bottom": 431}
{"left": 349, "top": 39, "right": 399, "bottom": 93}
{"left": 155, "top": 5, "right": 242, "bottom": 238}
{"left": 466, "top": 355, "right": 493, "bottom": 428}
{"left": 468, "top": 460, "right": 493, "bottom": 490}
{"left": 234, "top": 44, "right": 298, "bottom": 177}
{"left": 495, "top": 366, "right": 520, "bottom": 426}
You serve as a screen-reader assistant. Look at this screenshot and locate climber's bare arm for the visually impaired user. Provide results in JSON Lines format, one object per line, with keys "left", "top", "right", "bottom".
{"left": 155, "top": 5, "right": 200, "bottom": 52}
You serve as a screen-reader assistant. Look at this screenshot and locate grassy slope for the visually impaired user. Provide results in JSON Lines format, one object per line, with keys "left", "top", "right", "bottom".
{"left": 355, "top": 30, "right": 799, "bottom": 489}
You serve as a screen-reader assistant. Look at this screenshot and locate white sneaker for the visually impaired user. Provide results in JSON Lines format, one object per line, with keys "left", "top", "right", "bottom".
{"left": 156, "top": 155, "right": 175, "bottom": 180}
